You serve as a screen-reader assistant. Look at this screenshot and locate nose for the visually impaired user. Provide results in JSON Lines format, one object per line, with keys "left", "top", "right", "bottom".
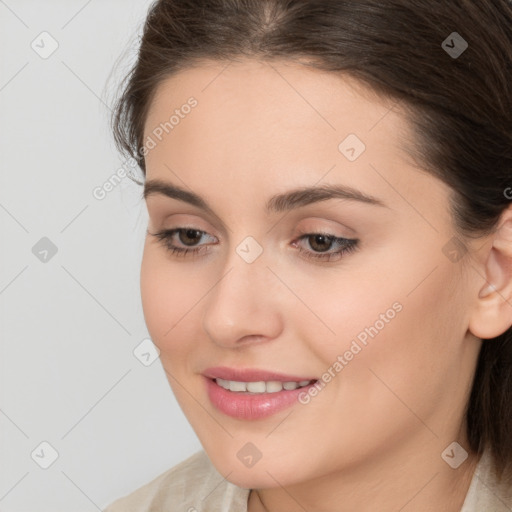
{"left": 202, "top": 246, "right": 284, "bottom": 348}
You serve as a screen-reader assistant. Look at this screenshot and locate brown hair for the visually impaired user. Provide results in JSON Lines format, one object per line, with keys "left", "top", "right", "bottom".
{"left": 110, "top": 0, "right": 512, "bottom": 482}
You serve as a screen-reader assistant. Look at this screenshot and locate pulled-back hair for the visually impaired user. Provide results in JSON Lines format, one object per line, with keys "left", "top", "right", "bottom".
{"left": 110, "top": 0, "right": 512, "bottom": 482}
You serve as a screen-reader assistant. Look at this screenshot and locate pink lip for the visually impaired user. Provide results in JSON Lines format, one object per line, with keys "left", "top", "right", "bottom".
{"left": 202, "top": 366, "right": 318, "bottom": 420}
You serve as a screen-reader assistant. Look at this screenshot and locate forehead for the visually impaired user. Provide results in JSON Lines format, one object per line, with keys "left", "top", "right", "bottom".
{"left": 144, "top": 59, "right": 412, "bottom": 174}
{"left": 143, "top": 57, "right": 406, "bottom": 151}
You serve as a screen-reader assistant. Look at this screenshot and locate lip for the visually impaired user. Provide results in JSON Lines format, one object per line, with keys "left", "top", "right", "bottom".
{"left": 202, "top": 366, "right": 318, "bottom": 420}
{"left": 202, "top": 366, "right": 317, "bottom": 382}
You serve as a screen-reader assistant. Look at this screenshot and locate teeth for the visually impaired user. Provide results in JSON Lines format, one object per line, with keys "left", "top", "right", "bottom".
{"left": 229, "top": 380, "right": 246, "bottom": 392}
{"left": 215, "top": 379, "right": 314, "bottom": 394}
{"left": 246, "top": 381, "right": 266, "bottom": 393}
{"left": 265, "top": 381, "right": 283, "bottom": 393}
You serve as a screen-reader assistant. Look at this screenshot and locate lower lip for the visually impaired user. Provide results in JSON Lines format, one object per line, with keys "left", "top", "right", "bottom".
{"left": 204, "top": 376, "right": 317, "bottom": 420}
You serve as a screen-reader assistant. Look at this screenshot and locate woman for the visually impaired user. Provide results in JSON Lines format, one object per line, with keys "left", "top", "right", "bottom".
{"left": 104, "top": 0, "right": 512, "bottom": 510}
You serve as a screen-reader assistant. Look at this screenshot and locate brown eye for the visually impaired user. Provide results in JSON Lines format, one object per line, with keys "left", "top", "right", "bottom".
{"left": 293, "top": 231, "right": 359, "bottom": 262}
{"left": 148, "top": 227, "right": 216, "bottom": 257}
{"left": 306, "top": 234, "right": 334, "bottom": 253}
{"left": 178, "top": 229, "right": 203, "bottom": 246}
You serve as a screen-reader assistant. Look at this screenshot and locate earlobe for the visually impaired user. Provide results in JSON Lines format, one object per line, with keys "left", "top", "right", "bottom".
{"left": 478, "top": 282, "right": 497, "bottom": 298}
{"left": 469, "top": 215, "right": 512, "bottom": 340}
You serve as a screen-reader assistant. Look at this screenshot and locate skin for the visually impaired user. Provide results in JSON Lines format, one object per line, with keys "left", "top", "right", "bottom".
{"left": 139, "top": 58, "right": 512, "bottom": 511}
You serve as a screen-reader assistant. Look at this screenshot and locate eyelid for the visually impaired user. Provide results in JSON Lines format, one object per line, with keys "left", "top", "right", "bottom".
{"left": 150, "top": 213, "right": 218, "bottom": 234}
{"left": 147, "top": 204, "right": 360, "bottom": 239}
{"left": 298, "top": 216, "right": 357, "bottom": 238}
{"left": 146, "top": 205, "right": 230, "bottom": 238}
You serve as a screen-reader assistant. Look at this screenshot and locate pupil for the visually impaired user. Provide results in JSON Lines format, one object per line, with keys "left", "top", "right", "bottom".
{"left": 180, "top": 229, "right": 201, "bottom": 246}
{"left": 309, "top": 234, "right": 332, "bottom": 252}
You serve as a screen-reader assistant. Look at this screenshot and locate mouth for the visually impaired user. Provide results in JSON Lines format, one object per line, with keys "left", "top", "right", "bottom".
{"left": 202, "top": 369, "right": 319, "bottom": 420}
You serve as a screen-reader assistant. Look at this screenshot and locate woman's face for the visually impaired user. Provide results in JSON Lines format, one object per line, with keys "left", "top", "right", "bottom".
{"left": 140, "top": 59, "right": 482, "bottom": 488}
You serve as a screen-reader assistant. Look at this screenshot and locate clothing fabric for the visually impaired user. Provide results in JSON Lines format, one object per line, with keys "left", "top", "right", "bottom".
{"left": 103, "top": 448, "right": 512, "bottom": 511}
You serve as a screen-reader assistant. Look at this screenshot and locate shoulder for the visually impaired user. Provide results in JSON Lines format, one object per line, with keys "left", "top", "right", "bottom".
{"left": 461, "top": 449, "right": 512, "bottom": 512}
{"left": 103, "top": 450, "right": 250, "bottom": 512}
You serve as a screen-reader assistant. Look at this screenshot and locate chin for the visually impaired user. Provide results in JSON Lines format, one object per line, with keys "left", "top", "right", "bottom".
{"left": 205, "top": 447, "right": 309, "bottom": 489}
{"left": 222, "top": 467, "right": 295, "bottom": 490}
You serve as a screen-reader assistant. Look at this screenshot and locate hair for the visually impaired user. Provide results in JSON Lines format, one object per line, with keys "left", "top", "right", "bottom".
{"left": 110, "top": 0, "right": 512, "bottom": 483}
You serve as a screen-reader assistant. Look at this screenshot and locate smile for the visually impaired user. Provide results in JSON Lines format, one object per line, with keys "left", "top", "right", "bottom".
{"left": 203, "top": 374, "right": 319, "bottom": 420}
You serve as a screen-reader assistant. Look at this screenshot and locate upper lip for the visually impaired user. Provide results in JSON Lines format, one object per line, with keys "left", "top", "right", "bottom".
{"left": 202, "top": 366, "right": 318, "bottom": 382}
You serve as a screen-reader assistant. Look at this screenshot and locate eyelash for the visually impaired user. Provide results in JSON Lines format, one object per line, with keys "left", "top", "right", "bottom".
{"left": 148, "top": 226, "right": 359, "bottom": 262}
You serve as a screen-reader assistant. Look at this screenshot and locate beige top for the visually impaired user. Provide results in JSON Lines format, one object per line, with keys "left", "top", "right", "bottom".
{"left": 103, "top": 449, "right": 512, "bottom": 511}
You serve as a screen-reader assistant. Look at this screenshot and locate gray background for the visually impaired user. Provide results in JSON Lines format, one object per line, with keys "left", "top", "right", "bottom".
{"left": 0, "top": 1, "right": 201, "bottom": 510}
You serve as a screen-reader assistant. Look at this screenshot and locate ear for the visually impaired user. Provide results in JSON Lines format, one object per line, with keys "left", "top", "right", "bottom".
{"left": 468, "top": 206, "right": 512, "bottom": 340}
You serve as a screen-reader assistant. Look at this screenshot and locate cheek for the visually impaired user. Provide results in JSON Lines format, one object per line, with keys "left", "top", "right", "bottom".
{"left": 291, "top": 257, "right": 406, "bottom": 364}
{"left": 140, "top": 245, "right": 201, "bottom": 356}
{"left": 333, "top": 255, "right": 466, "bottom": 422}
{"left": 306, "top": 239, "right": 465, "bottom": 403}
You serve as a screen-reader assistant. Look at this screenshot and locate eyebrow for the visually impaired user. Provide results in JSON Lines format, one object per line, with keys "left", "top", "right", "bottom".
{"left": 143, "top": 179, "right": 388, "bottom": 215}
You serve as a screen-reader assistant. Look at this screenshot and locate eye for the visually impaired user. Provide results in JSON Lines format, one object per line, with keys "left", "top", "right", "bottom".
{"left": 292, "top": 231, "right": 359, "bottom": 262}
{"left": 147, "top": 227, "right": 359, "bottom": 262}
{"left": 148, "top": 227, "right": 216, "bottom": 258}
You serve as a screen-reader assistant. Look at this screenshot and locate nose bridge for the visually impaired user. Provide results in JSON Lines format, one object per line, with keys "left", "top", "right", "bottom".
{"left": 202, "top": 237, "right": 283, "bottom": 346}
